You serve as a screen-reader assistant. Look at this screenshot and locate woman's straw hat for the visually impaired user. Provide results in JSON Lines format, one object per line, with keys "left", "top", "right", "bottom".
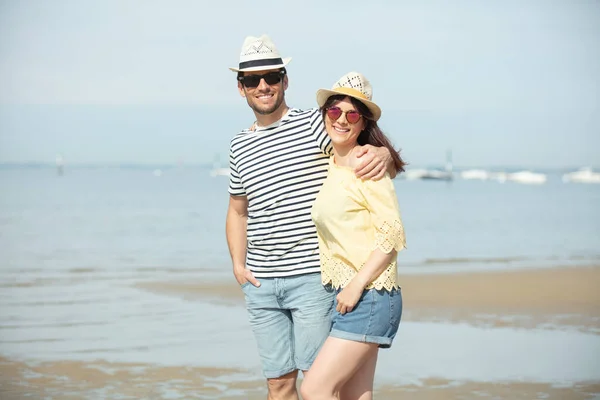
{"left": 316, "top": 71, "right": 381, "bottom": 121}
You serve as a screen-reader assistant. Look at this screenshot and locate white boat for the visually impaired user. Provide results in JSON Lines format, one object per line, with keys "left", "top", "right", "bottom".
{"left": 403, "top": 169, "right": 433, "bottom": 180}
{"left": 402, "top": 168, "right": 452, "bottom": 181}
{"left": 402, "top": 150, "right": 453, "bottom": 181}
{"left": 419, "top": 169, "right": 453, "bottom": 181}
{"left": 506, "top": 171, "right": 547, "bottom": 185}
{"left": 562, "top": 167, "right": 600, "bottom": 184}
{"left": 210, "top": 167, "right": 229, "bottom": 177}
{"left": 460, "top": 169, "right": 489, "bottom": 180}
{"left": 210, "top": 155, "right": 230, "bottom": 177}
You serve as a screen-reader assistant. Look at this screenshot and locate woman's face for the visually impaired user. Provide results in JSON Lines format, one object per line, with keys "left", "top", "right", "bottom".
{"left": 324, "top": 97, "right": 366, "bottom": 150}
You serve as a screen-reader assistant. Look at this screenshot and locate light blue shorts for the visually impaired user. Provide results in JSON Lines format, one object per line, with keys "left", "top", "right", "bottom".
{"left": 330, "top": 287, "right": 402, "bottom": 348}
{"left": 241, "top": 273, "right": 334, "bottom": 379}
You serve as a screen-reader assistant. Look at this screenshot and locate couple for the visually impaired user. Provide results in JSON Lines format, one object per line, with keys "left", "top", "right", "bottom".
{"left": 225, "top": 34, "right": 406, "bottom": 400}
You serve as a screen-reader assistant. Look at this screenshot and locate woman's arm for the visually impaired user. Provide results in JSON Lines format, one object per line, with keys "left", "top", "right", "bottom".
{"left": 334, "top": 175, "right": 405, "bottom": 314}
{"left": 335, "top": 248, "right": 397, "bottom": 315}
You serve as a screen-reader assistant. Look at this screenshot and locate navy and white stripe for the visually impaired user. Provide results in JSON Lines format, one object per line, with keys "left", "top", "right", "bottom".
{"left": 229, "top": 108, "right": 332, "bottom": 278}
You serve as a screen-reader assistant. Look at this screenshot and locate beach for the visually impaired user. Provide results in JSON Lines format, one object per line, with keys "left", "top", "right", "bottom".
{"left": 2, "top": 264, "right": 599, "bottom": 399}
{"left": 1, "top": 358, "right": 599, "bottom": 400}
{"left": 137, "top": 264, "right": 600, "bottom": 333}
{"left": 1, "top": 167, "right": 599, "bottom": 399}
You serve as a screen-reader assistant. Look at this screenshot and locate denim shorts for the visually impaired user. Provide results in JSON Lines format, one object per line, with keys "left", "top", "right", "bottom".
{"left": 241, "top": 273, "right": 335, "bottom": 379}
{"left": 330, "top": 287, "right": 402, "bottom": 348}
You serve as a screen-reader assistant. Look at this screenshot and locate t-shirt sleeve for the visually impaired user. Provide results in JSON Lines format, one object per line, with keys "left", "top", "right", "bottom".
{"left": 228, "top": 145, "right": 246, "bottom": 196}
{"left": 357, "top": 176, "right": 406, "bottom": 254}
{"left": 309, "top": 108, "right": 333, "bottom": 156}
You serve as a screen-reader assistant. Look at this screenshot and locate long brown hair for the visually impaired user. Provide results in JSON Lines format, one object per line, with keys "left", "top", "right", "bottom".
{"left": 321, "top": 95, "right": 406, "bottom": 174}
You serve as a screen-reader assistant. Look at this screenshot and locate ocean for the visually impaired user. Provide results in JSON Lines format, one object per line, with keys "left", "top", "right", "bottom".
{"left": 2, "top": 166, "right": 598, "bottom": 274}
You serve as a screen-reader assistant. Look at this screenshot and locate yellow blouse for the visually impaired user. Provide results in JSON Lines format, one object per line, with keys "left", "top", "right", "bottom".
{"left": 311, "top": 157, "right": 406, "bottom": 291}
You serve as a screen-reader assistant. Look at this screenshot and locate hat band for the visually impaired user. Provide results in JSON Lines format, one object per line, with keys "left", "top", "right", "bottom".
{"left": 239, "top": 57, "right": 284, "bottom": 70}
{"left": 333, "top": 87, "right": 369, "bottom": 101}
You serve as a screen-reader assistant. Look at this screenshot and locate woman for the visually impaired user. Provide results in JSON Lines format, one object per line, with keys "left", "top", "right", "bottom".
{"left": 301, "top": 72, "right": 406, "bottom": 400}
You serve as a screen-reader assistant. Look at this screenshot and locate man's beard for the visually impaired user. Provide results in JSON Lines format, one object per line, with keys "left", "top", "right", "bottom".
{"left": 248, "top": 93, "right": 284, "bottom": 115}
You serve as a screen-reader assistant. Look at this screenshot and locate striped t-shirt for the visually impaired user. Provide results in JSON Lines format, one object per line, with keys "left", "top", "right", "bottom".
{"left": 228, "top": 108, "right": 332, "bottom": 278}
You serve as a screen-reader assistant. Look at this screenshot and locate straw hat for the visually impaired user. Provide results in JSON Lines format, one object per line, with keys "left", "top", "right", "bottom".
{"left": 229, "top": 34, "right": 291, "bottom": 72}
{"left": 316, "top": 71, "right": 381, "bottom": 121}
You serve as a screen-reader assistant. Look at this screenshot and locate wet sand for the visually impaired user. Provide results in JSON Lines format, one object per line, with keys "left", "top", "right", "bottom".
{"left": 2, "top": 357, "right": 600, "bottom": 400}
{"left": 2, "top": 265, "right": 599, "bottom": 399}
{"left": 137, "top": 264, "right": 600, "bottom": 332}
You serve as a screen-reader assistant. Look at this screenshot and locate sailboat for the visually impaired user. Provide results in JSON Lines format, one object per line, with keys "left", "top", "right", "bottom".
{"left": 418, "top": 150, "right": 453, "bottom": 181}
{"left": 55, "top": 154, "right": 64, "bottom": 176}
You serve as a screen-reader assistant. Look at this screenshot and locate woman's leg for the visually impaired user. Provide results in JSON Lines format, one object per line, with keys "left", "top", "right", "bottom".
{"left": 339, "top": 350, "right": 378, "bottom": 400}
{"left": 300, "top": 336, "right": 378, "bottom": 400}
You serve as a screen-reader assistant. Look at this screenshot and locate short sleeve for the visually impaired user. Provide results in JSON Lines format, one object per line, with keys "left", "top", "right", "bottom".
{"left": 228, "top": 146, "right": 246, "bottom": 196}
{"left": 357, "top": 176, "right": 406, "bottom": 254}
{"left": 309, "top": 108, "right": 333, "bottom": 156}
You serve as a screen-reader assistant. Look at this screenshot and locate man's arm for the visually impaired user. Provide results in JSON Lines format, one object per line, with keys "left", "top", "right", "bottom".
{"left": 354, "top": 145, "right": 397, "bottom": 180}
{"left": 225, "top": 195, "right": 260, "bottom": 287}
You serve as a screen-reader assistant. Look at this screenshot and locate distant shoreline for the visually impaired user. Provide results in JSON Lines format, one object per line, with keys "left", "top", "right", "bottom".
{"left": 0, "top": 162, "right": 597, "bottom": 174}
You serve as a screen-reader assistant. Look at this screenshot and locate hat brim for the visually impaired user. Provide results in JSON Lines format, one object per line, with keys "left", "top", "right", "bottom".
{"left": 316, "top": 88, "right": 382, "bottom": 121}
{"left": 229, "top": 57, "right": 292, "bottom": 72}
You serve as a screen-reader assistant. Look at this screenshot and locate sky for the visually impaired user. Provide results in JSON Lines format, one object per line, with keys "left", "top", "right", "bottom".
{"left": 0, "top": 0, "right": 598, "bottom": 168}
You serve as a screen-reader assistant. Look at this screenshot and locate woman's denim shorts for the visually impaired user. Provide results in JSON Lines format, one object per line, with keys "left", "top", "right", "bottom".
{"left": 330, "top": 287, "right": 402, "bottom": 348}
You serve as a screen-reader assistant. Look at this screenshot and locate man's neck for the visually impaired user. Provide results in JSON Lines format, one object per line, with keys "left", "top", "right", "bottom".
{"left": 255, "top": 103, "right": 289, "bottom": 127}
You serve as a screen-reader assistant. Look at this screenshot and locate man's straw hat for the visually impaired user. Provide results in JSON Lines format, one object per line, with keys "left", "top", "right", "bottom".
{"left": 229, "top": 34, "right": 291, "bottom": 73}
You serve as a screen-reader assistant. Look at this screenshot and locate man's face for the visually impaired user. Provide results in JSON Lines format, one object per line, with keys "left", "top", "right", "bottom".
{"left": 237, "top": 69, "right": 288, "bottom": 115}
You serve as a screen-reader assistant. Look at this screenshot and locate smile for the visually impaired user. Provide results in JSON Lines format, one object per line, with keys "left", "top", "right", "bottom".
{"left": 333, "top": 126, "right": 350, "bottom": 133}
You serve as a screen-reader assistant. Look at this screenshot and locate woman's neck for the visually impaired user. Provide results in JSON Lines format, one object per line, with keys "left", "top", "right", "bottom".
{"left": 332, "top": 144, "right": 358, "bottom": 167}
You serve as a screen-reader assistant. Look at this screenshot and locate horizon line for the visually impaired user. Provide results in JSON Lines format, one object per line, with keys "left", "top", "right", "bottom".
{"left": 0, "top": 161, "right": 596, "bottom": 173}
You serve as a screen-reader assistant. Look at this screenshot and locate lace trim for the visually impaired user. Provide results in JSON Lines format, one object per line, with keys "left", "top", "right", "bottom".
{"left": 374, "top": 219, "right": 406, "bottom": 254}
{"left": 320, "top": 252, "right": 399, "bottom": 291}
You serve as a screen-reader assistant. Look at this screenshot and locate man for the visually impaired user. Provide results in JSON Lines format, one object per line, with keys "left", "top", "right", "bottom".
{"left": 225, "top": 34, "right": 393, "bottom": 400}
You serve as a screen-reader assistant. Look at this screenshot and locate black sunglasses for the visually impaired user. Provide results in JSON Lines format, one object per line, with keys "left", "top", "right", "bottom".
{"left": 238, "top": 71, "right": 285, "bottom": 88}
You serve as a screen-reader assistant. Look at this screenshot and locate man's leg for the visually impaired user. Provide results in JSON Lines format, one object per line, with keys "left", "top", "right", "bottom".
{"left": 267, "top": 370, "right": 298, "bottom": 400}
{"left": 242, "top": 279, "right": 299, "bottom": 400}
{"left": 282, "top": 273, "right": 335, "bottom": 374}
